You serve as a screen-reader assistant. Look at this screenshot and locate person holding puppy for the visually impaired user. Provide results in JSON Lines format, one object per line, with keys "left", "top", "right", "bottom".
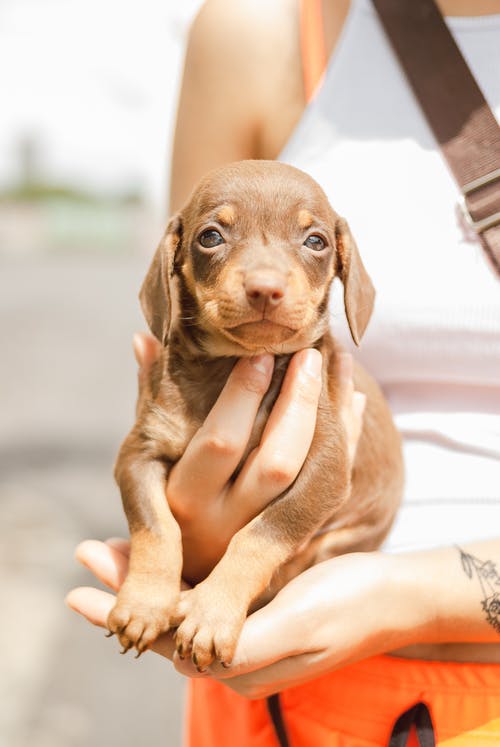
{"left": 68, "top": 0, "right": 500, "bottom": 744}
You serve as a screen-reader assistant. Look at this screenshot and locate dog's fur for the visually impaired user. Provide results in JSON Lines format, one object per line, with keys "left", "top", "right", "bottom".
{"left": 109, "top": 161, "right": 404, "bottom": 668}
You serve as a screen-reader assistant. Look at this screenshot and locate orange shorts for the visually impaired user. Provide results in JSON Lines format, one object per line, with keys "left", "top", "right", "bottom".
{"left": 185, "top": 655, "right": 500, "bottom": 747}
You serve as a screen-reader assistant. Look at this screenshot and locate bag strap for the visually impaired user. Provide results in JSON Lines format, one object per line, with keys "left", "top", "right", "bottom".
{"left": 371, "top": 0, "right": 500, "bottom": 276}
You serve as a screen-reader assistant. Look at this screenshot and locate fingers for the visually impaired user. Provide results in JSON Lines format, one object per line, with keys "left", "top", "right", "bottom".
{"left": 134, "top": 332, "right": 162, "bottom": 404}
{"left": 337, "top": 351, "right": 354, "bottom": 407}
{"left": 225, "top": 600, "right": 294, "bottom": 674}
{"left": 183, "top": 563, "right": 333, "bottom": 690}
{"left": 68, "top": 544, "right": 177, "bottom": 660}
{"left": 228, "top": 349, "right": 322, "bottom": 522}
{"left": 337, "top": 353, "right": 366, "bottom": 463}
{"left": 75, "top": 540, "right": 129, "bottom": 592}
{"left": 167, "top": 355, "right": 274, "bottom": 511}
{"left": 65, "top": 586, "right": 176, "bottom": 659}
{"left": 133, "top": 332, "right": 161, "bottom": 371}
{"left": 105, "top": 537, "right": 131, "bottom": 557}
{"left": 217, "top": 650, "right": 329, "bottom": 699}
{"left": 170, "top": 580, "right": 313, "bottom": 685}
{"left": 66, "top": 586, "right": 116, "bottom": 628}
{"left": 169, "top": 597, "right": 289, "bottom": 680}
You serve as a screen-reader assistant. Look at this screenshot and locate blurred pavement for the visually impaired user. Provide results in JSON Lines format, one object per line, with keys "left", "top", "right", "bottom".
{"left": 0, "top": 1, "right": 206, "bottom": 742}
{"left": 0, "top": 249, "right": 186, "bottom": 747}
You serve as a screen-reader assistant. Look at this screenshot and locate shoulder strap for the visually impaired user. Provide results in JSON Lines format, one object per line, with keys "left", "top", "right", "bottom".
{"left": 371, "top": 0, "right": 500, "bottom": 276}
{"left": 300, "top": 0, "right": 328, "bottom": 102}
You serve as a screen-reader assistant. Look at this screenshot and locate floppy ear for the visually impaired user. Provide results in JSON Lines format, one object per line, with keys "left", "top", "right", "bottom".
{"left": 335, "top": 217, "right": 375, "bottom": 346}
{"left": 139, "top": 214, "right": 182, "bottom": 346}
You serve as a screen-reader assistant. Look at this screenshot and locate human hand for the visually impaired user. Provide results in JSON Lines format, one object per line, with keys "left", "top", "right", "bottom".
{"left": 67, "top": 533, "right": 500, "bottom": 697}
{"left": 66, "top": 333, "right": 368, "bottom": 685}
{"left": 133, "top": 332, "right": 365, "bottom": 580}
{"left": 67, "top": 542, "right": 432, "bottom": 697}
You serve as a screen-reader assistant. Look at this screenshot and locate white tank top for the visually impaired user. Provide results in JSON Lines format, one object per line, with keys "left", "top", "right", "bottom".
{"left": 279, "top": 0, "right": 500, "bottom": 552}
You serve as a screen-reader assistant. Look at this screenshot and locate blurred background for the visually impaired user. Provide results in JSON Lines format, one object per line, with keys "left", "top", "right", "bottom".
{"left": 0, "top": 1, "right": 203, "bottom": 744}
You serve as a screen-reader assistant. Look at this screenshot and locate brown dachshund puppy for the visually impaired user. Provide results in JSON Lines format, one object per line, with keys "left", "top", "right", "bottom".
{"left": 109, "top": 160, "right": 404, "bottom": 669}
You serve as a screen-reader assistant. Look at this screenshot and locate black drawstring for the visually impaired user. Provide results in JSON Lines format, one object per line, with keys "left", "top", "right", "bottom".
{"left": 266, "top": 694, "right": 290, "bottom": 747}
{"left": 267, "top": 694, "right": 435, "bottom": 747}
{"left": 389, "top": 702, "right": 436, "bottom": 747}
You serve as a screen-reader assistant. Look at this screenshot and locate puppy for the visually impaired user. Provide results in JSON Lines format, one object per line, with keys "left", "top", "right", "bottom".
{"left": 108, "top": 160, "right": 404, "bottom": 668}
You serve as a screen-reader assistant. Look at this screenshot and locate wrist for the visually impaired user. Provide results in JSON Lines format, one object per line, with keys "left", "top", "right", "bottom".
{"left": 385, "top": 541, "right": 500, "bottom": 647}
{"left": 382, "top": 551, "right": 440, "bottom": 649}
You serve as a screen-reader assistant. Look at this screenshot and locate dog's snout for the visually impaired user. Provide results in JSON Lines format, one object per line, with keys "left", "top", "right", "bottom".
{"left": 244, "top": 273, "right": 286, "bottom": 310}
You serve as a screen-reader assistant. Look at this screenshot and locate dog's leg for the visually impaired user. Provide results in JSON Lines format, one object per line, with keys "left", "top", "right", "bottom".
{"left": 108, "top": 451, "right": 182, "bottom": 655}
{"left": 174, "top": 429, "right": 350, "bottom": 670}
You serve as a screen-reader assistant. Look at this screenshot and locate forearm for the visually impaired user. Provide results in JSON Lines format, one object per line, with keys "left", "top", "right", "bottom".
{"left": 67, "top": 536, "right": 500, "bottom": 699}
{"left": 389, "top": 539, "right": 500, "bottom": 649}
{"left": 204, "top": 541, "right": 500, "bottom": 697}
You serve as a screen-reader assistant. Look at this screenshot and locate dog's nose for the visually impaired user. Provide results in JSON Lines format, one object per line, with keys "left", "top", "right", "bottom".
{"left": 244, "top": 273, "right": 286, "bottom": 310}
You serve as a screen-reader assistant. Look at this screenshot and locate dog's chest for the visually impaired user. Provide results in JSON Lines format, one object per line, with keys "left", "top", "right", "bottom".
{"left": 155, "top": 355, "right": 291, "bottom": 468}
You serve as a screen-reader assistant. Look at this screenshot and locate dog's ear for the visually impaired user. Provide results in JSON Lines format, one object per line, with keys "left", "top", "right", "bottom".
{"left": 139, "top": 214, "right": 182, "bottom": 346}
{"left": 335, "top": 217, "right": 375, "bottom": 346}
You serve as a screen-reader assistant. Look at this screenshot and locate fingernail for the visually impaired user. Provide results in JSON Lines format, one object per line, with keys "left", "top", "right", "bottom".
{"left": 302, "top": 349, "right": 322, "bottom": 380}
{"left": 250, "top": 354, "right": 273, "bottom": 375}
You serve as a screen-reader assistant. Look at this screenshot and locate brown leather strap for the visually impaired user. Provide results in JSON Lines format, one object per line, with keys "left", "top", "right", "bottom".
{"left": 371, "top": 0, "right": 500, "bottom": 276}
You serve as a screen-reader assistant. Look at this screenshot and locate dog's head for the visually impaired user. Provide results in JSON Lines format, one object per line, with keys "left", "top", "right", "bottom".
{"left": 140, "top": 160, "right": 375, "bottom": 356}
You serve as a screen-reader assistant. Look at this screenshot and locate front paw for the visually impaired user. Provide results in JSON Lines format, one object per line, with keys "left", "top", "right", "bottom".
{"left": 174, "top": 583, "right": 247, "bottom": 671}
{"left": 107, "top": 579, "right": 179, "bottom": 656}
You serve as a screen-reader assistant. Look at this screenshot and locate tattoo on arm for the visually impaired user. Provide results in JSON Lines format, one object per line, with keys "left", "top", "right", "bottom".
{"left": 458, "top": 547, "right": 500, "bottom": 635}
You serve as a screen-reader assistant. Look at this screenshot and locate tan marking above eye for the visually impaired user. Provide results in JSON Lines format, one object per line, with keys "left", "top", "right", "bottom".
{"left": 216, "top": 206, "right": 236, "bottom": 226}
{"left": 298, "top": 209, "right": 314, "bottom": 230}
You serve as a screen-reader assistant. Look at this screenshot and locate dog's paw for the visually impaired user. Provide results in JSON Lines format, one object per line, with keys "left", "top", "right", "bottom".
{"left": 107, "top": 580, "right": 178, "bottom": 656}
{"left": 174, "top": 584, "right": 246, "bottom": 671}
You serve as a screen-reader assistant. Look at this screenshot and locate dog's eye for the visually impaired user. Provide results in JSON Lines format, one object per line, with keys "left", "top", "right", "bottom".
{"left": 303, "top": 234, "right": 326, "bottom": 251}
{"left": 198, "top": 229, "right": 225, "bottom": 249}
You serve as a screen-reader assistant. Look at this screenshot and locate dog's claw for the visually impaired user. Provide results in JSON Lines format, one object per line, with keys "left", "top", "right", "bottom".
{"left": 120, "top": 643, "right": 133, "bottom": 655}
{"left": 105, "top": 630, "right": 115, "bottom": 638}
